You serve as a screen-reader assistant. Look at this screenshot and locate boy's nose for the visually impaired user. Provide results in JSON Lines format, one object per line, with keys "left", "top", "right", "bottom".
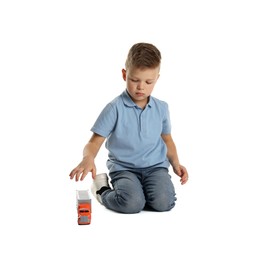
{"left": 137, "top": 82, "right": 144, "bottom": 90}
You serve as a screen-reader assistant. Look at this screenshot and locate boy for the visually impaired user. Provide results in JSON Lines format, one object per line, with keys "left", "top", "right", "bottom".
{"left": 69, "top": 42, "right": 188, "bottom": 214}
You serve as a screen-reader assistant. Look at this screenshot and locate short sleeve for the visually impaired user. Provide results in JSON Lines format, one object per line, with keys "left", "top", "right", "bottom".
{"left": 91, "top": 103, "right": 117, "bottom": 137}
{"left": 162, "top": 102, "right": 171, "bottom": 134}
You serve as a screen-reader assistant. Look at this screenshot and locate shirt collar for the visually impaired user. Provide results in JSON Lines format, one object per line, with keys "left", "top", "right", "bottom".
{"left": 122, "top": 90, "right": 153, "bottom": 108}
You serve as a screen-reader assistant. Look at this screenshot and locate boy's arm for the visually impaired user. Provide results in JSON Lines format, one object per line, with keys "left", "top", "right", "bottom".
{"left": 161, "top": 134, "right": 189, "bottom": 185}
{"left": 69, "top": 133, "right": 106, "bottom": 181}
{"left": 83, "top": 133, "right": 105, "bottom": 159}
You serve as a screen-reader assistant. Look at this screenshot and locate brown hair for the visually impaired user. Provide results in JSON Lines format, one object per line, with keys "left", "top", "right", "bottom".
{"left": 125, "top": 42, "right": 161, "bottom": 70}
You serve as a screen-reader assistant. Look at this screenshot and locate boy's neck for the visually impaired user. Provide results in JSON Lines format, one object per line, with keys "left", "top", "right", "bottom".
{"left": 136, "top": 98, "right": 149, "bottom": 109}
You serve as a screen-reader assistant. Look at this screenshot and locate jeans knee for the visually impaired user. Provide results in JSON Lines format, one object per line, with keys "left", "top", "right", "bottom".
{"left": 116, "top": 193, "right": 146, "bottom": 214}
{"left": 148, "top": 194, "right": 176, "bottom": 212}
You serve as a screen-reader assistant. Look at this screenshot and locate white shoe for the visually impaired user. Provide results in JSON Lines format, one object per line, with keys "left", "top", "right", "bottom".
{"left": 91, "top": 173, "right": 110, "bottom": 204}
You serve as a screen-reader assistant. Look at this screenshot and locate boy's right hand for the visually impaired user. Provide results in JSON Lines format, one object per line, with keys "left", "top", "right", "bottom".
{"left": 69, "top": 157, "right": 96, "bottom": 181}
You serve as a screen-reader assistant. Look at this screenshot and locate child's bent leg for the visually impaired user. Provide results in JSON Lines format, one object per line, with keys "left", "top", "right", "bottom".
{"left": 143, "top": 168, "right": 176, "bottom": 211}
{"left": 101, "top": 171, "right": 146, "bottom": 214}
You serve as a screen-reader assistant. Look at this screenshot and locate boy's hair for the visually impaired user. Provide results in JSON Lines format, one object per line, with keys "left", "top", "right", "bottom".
{"left": 125, "top": 42, "right": 161, "bottom": 70}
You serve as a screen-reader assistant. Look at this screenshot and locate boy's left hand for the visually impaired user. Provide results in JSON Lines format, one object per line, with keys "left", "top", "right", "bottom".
{"left": 173, "top": 164, "right": 189, "bottom": 185}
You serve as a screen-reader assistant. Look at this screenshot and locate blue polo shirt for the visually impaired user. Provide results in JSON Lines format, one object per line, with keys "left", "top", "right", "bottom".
{"left": 91, "top": 90, "right": 171, "bottom": 172}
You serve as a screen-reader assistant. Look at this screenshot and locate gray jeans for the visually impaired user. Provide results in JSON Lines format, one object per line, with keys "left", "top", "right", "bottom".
{"left": 101, "top": 167, "right": 176, "bottom": 214}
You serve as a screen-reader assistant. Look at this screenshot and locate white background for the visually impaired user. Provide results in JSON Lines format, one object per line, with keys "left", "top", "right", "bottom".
{"left": 1, "top": 0, "right": 271, "bottom": 259}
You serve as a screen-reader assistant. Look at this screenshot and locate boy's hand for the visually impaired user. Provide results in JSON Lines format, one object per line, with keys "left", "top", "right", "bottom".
{"left": 69, "top": 157, "right": 96, "bottom": 181}
{"left": 173, "top": 164, "right": 189, "bottom": 185}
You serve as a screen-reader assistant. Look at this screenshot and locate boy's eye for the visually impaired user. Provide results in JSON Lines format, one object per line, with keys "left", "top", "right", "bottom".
{"left": 130, "top": 79, "right": 153, "bottom": 84}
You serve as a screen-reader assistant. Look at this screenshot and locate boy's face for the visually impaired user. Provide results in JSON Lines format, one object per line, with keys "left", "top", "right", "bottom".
{"left": 122, "top": 67, "right": 160, "bottom": 107}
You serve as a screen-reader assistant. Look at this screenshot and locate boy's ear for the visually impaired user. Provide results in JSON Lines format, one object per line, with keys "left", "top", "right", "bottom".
{"left": 122, "top": 69, "right": 127, "bottom": 81}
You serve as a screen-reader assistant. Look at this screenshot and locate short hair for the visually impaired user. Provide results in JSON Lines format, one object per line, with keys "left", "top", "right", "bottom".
{"left": 125, "top": 42, "right": 161, "bottom": 70}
